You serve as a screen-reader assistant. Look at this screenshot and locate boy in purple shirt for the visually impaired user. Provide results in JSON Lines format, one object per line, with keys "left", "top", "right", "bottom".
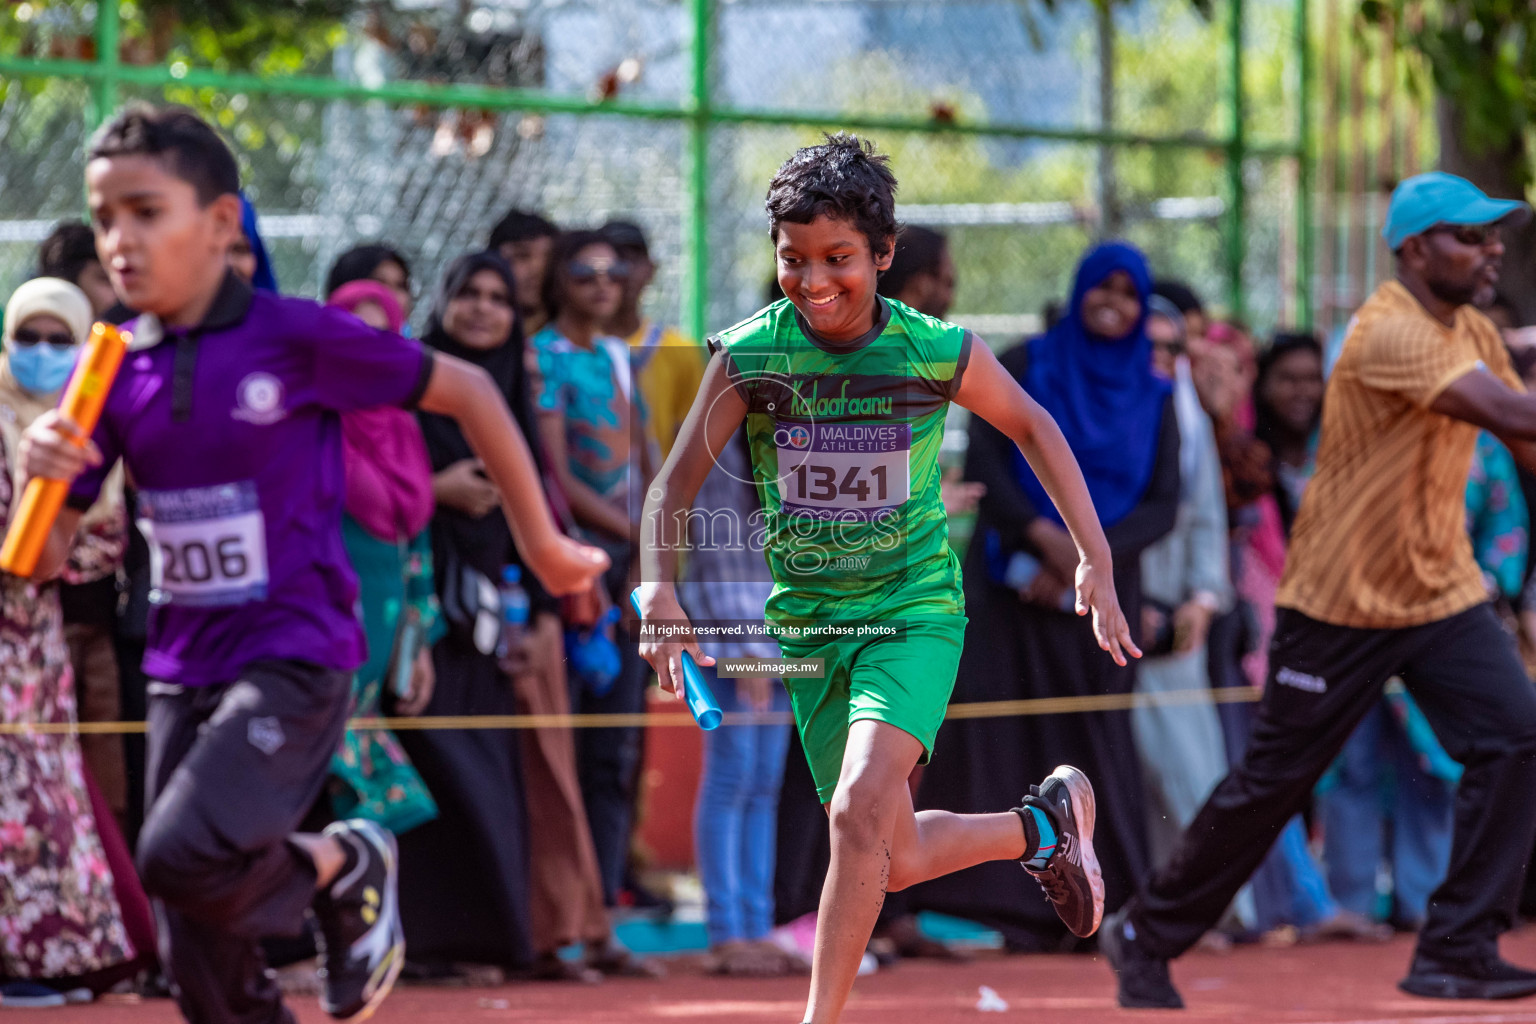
{"left": 19, "top": 105, "right": 608, "bottom": 1024}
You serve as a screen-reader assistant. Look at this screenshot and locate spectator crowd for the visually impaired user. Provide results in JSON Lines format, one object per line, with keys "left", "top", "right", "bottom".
{"left": 3, "top": 193, "right": 1536, "bottom": 1008}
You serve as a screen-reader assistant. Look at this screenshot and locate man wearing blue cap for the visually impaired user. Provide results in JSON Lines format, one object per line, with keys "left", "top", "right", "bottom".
{"left": 1104, "top": 171, "right": 1536, "bottom": 1008}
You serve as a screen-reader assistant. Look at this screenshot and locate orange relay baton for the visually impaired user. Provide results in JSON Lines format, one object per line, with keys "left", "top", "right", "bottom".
{"left": 0, "top": 322, "right": 129, "bottom": 578}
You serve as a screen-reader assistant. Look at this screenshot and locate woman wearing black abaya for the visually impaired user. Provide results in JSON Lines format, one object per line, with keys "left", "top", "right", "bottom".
{"left": 913, "top": 242, "right": 1180, "bottom": 951}
{"left": 397, "top": 251, "right": 548, "bottom": 974}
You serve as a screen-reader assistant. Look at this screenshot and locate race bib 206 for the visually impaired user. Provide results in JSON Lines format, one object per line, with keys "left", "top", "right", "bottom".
{"left": 137, "top": 482, "right": 269, "bottom": 607}
{"left": 774, "top": 422, "right": 911, "bottom": 520}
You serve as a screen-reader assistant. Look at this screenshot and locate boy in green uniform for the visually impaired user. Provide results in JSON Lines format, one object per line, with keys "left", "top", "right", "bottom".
{"left": 636, "top": 135, "right": 1139, "bottom": 1024}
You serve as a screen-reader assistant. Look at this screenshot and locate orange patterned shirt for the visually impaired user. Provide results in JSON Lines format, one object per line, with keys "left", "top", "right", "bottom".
{"left": 1276, "top": 280, "right": 1523, "bottom": 628}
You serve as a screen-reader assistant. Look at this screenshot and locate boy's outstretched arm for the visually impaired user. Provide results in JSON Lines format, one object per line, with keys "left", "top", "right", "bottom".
{"left": 635, "top": 351, "right": 749, "bottom": 696}
{"left": 418, "top": 354, "right": 609, "bottom": 596}
{"left": 953, "top": 341, "right": 1141, "bottom": 665}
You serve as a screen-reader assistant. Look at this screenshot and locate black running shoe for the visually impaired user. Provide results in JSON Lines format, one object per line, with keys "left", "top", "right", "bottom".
{"left": 314, "top": 820, "right": 405, "bottom": 1021}
{"left": 1399, "top": 955, "right": 1536, "bottom": 1000}
{"left": 1017, "top": 764, "right": 1104, "bottom": 938}
{"left": 1101, "top": 907, "right": 1184, "bottom": 1009}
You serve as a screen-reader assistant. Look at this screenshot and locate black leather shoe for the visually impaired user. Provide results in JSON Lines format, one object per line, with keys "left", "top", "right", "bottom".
{"left": 1399, "top": 955, "right": 1536, "bottom": 1000}
{"left": 1101, "top": 907, "right": 1184, "bottom": 1009}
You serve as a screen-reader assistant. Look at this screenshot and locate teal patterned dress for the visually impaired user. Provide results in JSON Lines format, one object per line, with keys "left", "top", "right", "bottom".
{"left": 329, "top": 516, "right": 444, "bottom": 834}
{"left": 1465, "top": 431, "right": 1529, "bottom": 600}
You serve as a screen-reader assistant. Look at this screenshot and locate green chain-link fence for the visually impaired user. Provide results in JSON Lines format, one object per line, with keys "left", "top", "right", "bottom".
{"left": 0, "top": 0, "right": 1310, "bottom": 344}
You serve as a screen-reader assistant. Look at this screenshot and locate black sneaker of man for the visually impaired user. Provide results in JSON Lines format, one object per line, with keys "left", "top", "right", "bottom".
{"left": 1015, "top": 764, "right": 1104, "bottom": 938}
{"left": 1101, "top": 906, "right": 1184, "bottom": 1009}
{"left": 1399, "top": 954, "right": 1536, "bottom": 1000}
{"left": 313, "top": 819, "right": 405, "bottom": 1021}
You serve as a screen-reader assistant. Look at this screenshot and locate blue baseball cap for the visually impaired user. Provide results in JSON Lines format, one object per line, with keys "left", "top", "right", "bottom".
{"left": 1382, "top": 172, "right": 1531, "bottom": 251}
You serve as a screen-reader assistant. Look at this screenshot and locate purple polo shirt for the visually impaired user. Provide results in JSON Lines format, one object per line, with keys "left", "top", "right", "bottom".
{"left": 69, "top": 274, "right": 434, "bottom": 686}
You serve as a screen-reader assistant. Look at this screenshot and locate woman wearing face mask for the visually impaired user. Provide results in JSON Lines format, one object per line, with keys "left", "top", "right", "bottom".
{"left": 0, "top": 279, "right": 146, "bottom": 1007}
{"left": 914, "top": 242, "right": 1180, "bottom": 950}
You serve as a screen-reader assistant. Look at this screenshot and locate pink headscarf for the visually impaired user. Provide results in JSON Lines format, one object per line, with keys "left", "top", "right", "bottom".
{"left": 329, "top": 281, "right": 436, "bottom": 542}
{"left": 1205, "top": 321, "right": 1258, "bottom": 432}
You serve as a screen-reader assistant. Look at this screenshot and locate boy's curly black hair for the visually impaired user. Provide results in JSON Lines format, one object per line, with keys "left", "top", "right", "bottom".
{"left": 765, "top": 133, "right": 899, "bottom": 258}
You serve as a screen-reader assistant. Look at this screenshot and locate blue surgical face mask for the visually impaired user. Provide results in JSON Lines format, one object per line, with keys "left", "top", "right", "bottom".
{"left": 8, "top": 340, "right": 79, "bottom": 395}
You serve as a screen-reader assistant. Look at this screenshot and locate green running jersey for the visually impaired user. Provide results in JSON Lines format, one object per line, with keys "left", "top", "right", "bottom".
{"left": 708, "top": 297, "right": 974, "bottom": 627}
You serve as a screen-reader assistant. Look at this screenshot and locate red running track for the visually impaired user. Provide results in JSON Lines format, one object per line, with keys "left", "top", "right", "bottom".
{"left": 48, "top": 929, "right": 1536, "bottom": 1024}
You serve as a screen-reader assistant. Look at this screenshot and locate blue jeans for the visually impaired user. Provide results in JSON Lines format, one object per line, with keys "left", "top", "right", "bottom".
{"left": 1248, "top": 814, "right": 1339, "bottom": 932}
{"left": 694, "top": 671, "right": 792, "bottom": 947}
{"left": 1319, "top": 703, "right": 1455, "bottom": 923}
{"left": 571, "top": 637, "right": 648, "bottom": 905}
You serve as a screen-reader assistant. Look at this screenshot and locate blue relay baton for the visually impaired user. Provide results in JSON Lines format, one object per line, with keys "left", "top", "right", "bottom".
{"left": 630, "top": 589, "right": 723, "bottom": 731}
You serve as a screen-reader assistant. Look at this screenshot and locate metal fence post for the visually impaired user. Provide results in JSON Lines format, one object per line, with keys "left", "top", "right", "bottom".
{"left": 1227, "top": 0, "right": 1247, "bottom": 321}
{"left": 1096, "top": 2, "right": 1119, "bottom": 236}
{"left": 684, "top": 0, "right": 713, "bottom": 342}
{"left": 0, "top": 2, "right": 1310, "bottom": 334}
{"left": 89, "top": 0, "right": 120, "bottom": 130}
{"left": 1295, "top": 0, "right": 1314, "bottom": 328}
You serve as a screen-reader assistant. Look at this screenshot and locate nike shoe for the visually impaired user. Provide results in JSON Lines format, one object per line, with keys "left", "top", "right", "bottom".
{"left": 1101, "top": 906, "right": 1184, "bottom": 1009}
{"left": 1017, "top": 765, "right": 1105, "bottom": 938}
{"left": 313, "top": 819, "right": 405, "bottom": 1021}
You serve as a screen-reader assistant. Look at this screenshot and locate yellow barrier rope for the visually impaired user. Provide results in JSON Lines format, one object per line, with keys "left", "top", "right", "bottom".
{"left": 0, "top": 685, "right": 1262, "bottom": 736}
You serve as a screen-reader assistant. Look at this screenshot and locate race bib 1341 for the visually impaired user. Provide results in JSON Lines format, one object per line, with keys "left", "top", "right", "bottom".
{"left": 774, "top": 422, "right": 911, "bottom": 520}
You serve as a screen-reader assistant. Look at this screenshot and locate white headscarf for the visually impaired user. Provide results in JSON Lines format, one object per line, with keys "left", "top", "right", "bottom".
{"left": 0, "top": 277, "right": 92, "bottom": 443}
{"left": 0, "top": 277, "right": 120, "bottom": 525}
{"left": 3, "top": 277, "right": 93, "bottom": 350}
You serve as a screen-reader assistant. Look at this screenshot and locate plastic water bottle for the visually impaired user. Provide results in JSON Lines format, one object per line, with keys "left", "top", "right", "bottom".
{"left": 1003, "top": 551, "right": 1044, "bottom": 590}
{"left": 1004, "top": 550, "right": 1078, "bottom": 613}
{"left": 496, "top": 565, "right": 530, "bottom": 659}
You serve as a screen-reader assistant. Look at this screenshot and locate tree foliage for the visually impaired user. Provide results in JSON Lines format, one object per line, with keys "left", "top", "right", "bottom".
{"left": 2, "top": 0, "right": 354, "bottom": 71}
{"left": 1362, "top": 0, "right": 1536, "bottom": 184}
{"left": 141, "top": 0, "right": 355, "bottom": 32}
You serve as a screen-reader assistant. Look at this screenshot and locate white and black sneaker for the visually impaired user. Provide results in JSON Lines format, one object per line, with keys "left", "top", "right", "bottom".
{"left": 1016, "top": 765, "right": 1105, "bottom": 938}
{"left": 313, "top": 819, "right": 405, "bottom": 1021}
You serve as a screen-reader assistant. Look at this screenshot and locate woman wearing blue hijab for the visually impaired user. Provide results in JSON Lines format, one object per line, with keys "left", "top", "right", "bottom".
{"left": 914, "top": 241, "right": 1182, "bottom": 950}
{"left": 231, "top": 193, "right": 278, "bottom": 293}
{"left": 1015, "top": 242, "right": 1171, "bottom": 528}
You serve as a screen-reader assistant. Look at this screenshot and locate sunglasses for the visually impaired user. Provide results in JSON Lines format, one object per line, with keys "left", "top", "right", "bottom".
{"left": 1428, "top": 223, "right": 1501, "bottom": 247}
{"left": 1152, "top": 339, "right": 1186, "bottom": 356}
{"left": 567, "top": 259, "right": 632, "bottom": 285}
{"left": 11, "top": 327, "right": 76, "bottom": 350}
